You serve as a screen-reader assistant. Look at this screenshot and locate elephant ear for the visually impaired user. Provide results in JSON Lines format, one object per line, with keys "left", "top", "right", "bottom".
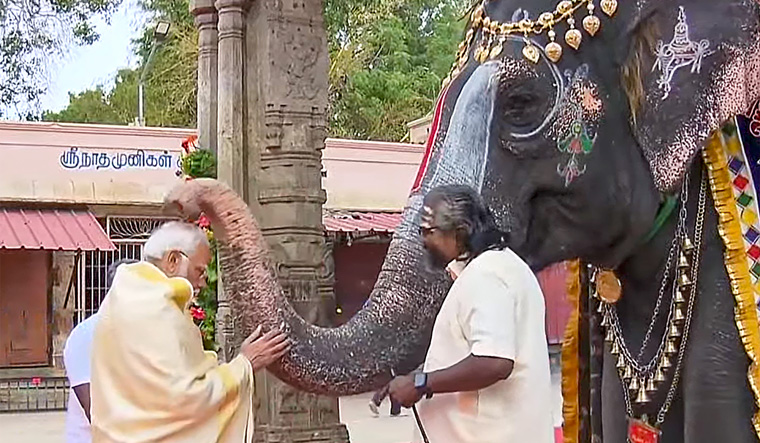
{"left": 623, "top": 0, "right": 760, "bottom": 192}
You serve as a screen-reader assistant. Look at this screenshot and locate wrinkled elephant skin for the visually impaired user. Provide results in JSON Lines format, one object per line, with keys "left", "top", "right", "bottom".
{"left": 166, "top": 0, "right": 760, "bottom": 441}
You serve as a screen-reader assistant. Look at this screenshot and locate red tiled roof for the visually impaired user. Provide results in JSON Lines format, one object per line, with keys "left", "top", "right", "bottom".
{"left": 0, "top": 208, "right": 115, "bottom": 251}
{"left": 323, "top": 211, "right": 402, "bottom": 233}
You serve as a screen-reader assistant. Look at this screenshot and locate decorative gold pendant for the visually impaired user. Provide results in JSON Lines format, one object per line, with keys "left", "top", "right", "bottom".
{"left": 683, "top": 237, "right": 695, "bottom": 254}
{"left": 646, "top": 377, "right": 657, "bottom": 393}
{"left": 669, "top": 323, "right": 681, "bottom": 338}
{"left": 600, "top": 0, "right": 618, "bottom": 17}
{"left": 522, "top": 43, "right": 541, "bottom": 63}
{"left": 583, "top": 15, "right": 601, "bottom": 36}
{"left": 617, "top": 353, "right": 627, "bottom": 369}
{"left": 674, "top": 288, "right": 686, "bottom": 304}
{"left": 678, "top": 253, "right": 690, "bottom": 269}
{"left": 635, "top": 384, "right": 650, "bottom": 403}
{"left": 597, "top": 269, "right": 622, "bottom": 303}
{"left": 565, "top": 28, "right": 582, "bottom": 50}
{"left": 545, "top": 41, "right": 563, "bottom": 63}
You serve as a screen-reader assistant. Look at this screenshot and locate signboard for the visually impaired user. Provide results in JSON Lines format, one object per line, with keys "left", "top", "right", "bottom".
{"left": 0, "top": 123, "right": 191, "bottom": 205}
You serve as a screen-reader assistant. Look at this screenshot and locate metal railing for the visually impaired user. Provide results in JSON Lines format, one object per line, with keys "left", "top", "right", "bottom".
{"left": 0, "top": 378, "right": 69, "bottom": 412}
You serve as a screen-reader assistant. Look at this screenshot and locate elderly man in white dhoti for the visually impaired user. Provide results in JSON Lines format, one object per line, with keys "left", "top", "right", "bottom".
{"left": 90, "top": 221, "right": 289, "bottom": 442}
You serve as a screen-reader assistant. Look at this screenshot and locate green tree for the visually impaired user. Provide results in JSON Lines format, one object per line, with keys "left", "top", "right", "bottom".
{"left": 327, "top": 0, "right": 468, "bottom": 141}
{"left": 0, "top": 0, "right": 121, "bottom": 115}
{"left": 45, "top": 0, "right": 468, "bottom": 140}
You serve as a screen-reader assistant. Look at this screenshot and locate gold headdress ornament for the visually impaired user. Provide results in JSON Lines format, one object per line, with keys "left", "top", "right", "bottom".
{"left": 442, "top": 0, "right": 618, "bottom": 88}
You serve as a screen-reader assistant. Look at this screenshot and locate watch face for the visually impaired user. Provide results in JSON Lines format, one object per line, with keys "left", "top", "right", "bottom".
{"left": 414, "top": 373, "right": 427, "bottom": 389}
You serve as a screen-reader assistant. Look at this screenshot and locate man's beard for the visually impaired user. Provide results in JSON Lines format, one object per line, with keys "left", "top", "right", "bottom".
{"left": 423, "top": 248, "right": 449, "bottom": 273}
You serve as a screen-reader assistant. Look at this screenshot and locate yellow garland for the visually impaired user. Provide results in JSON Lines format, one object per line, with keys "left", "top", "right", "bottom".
{"left": 702, "top": 128, "right": 760, "bottom": 437}
{"left": 561, "top": 259, "right": 581, "bottom": 443}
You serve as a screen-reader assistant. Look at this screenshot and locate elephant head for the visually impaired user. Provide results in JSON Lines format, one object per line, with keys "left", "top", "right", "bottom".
{"left": 164, "top": 0, "right": 760, "bottom": 396}
{"left": 429, "top": 0, "right": 760, "bottom": 271}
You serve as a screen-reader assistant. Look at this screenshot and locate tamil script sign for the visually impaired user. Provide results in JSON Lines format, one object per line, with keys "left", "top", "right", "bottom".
{"left": 59, "top": 147, "right": 181, "bottom": 172}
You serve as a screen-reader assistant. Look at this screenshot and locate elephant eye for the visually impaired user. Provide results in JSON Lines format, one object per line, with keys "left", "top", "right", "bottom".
{"left": 496, "top": 77, "right": 555, "bottom": 135}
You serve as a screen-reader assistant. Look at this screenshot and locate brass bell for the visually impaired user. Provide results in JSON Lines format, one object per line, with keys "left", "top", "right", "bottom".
{"left": 678, "top": 253, "right": 690, "bottom": 269}
{"left": 654, "top": 367, "right": 667, "bottom": 382}
{"left": 622, "top": 365, "right": 634, "bottom": 380}
{"left": 683, "top": 237, "right": 695, "bottom": 254}
{"left": 605, "top": 328, "right": 615, "bottom": 342}
{"left": 665, "top": 339, "right": 678, "bottom": 354}
{"left": 678, "top": 272, "right": 692, "bottom": 288}
{"left": 597, "top": 301, "right": 605, "bottom": 313}
{"left": 674, "top": 307, "right": 685, "bottom": 322}
{"left": 669, "top": 323, "right": 681, "bottom": 338}
{"left": 635, "top": 385, "right": 650, "bottom": 403}
{"left": 629, "top": 377, "right": 639, "bottom": 391}
{"left": 601, "top": 314, "right": 610, "bottom": 327}
{"left": 617, "top": 353, "right": 626, "bottom": 369}
{"left": 646, "top": 377, "right": 658, "bottom": 393}
{"left": 661, "top": 355, "right": 673, "bottom": 368}
{"left": 610, "top": 341, "right": 620, "bottom": 355}
{"left": 674, "top": 288, "right": 686, "bottom": 304}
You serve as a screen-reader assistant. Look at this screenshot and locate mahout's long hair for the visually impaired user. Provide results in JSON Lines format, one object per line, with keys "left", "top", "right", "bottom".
{"left": 422, "top": 184, "right": 509, "bottom": 259}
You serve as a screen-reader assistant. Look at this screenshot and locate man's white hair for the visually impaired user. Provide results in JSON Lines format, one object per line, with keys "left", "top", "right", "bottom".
{"left": 142, "top": 221, "right": 210, "bottom": 261}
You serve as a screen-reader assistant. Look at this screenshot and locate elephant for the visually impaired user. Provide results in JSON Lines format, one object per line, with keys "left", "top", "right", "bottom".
{"left": 164, "top": 0, "right": 760, "bottom": 441}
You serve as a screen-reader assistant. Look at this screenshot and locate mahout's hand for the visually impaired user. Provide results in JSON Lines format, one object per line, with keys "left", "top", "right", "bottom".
{"left": 388, "top": 374, "right": 423, "bottom": 408}
{"left": 239, "top": 325, "right": 291, "bottom": 371}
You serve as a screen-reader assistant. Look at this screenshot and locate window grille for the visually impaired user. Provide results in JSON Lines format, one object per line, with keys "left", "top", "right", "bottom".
{"left": 74, "top": 217, "right": 175, "bottom": 324}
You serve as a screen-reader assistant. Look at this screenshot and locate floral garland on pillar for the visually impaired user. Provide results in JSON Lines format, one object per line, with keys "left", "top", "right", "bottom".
{"left": 180, "top": 135, "right": 219, "bottom": 351}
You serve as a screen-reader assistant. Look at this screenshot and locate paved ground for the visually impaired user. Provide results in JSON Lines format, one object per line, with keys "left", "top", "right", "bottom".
{"left": 1, "top": 371, "right": 562, "bottom": 443}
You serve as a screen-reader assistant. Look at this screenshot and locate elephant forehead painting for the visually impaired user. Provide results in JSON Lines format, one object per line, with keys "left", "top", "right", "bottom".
{"left": 164, "top": 0, "right": 760, "bottom": 442}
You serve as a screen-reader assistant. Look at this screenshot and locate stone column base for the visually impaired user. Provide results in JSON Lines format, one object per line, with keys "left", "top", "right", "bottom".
{"left": 254, "top": 424, "right": 350, "bottom": 443}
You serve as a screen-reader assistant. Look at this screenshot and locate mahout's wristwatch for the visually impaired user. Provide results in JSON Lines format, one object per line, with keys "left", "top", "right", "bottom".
{"left": 414, "top": 372, "right": 433, "bottom": 399}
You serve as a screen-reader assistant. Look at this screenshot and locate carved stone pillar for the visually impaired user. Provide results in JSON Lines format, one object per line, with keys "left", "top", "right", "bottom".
{"left": 191, "top": 0, "right": 218, "bottom": 153}
{"left": 214, "top": 0, "right": 249, "bottom": 363}
{"left": 215, "top": 0, "right": 248, "bottom": 198}
{"left": 245, "top": 0, "right": 349, "bottom": 441}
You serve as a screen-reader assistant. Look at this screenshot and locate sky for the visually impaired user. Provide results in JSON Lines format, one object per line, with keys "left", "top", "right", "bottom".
{"left": 40, "top": 0, "right": 146, "bottom": 112}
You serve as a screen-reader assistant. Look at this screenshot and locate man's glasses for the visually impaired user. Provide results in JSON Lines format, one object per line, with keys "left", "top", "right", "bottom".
{"left": 177, "top": 251, "right": 209, "bottom": 281}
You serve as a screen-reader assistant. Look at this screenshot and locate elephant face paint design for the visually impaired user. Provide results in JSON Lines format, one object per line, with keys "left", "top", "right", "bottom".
{"left": 653, "top": 6, "right": 714, "bottom": 101}
{"left": 551, "top": 65, "right": 603, "bottom": 186}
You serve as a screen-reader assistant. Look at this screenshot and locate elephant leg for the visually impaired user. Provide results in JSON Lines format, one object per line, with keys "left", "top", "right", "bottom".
{"left": 602, "top": 346, "right": 685, "bottom": 442}
{"left": 602, "top": 347, "right": 629, "bottom": 442}
{"left": 681, "top": 274, "right": 756, "bottom": 442}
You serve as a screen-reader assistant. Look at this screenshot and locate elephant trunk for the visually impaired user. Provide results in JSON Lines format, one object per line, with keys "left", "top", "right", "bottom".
{"left": 167, "top": 178, "right": 450, "bottom": 395}
{"left": 163, "top": 62, "right": 501, "bottom": 395}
